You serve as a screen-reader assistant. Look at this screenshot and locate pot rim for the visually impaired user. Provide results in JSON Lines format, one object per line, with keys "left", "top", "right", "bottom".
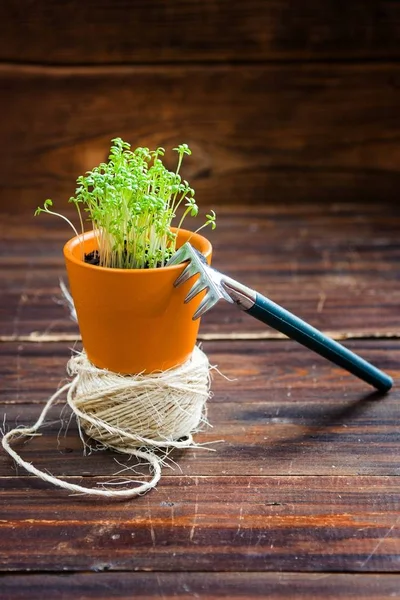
{"left": 63, "top": 227, "right": 212, "bottom": 274}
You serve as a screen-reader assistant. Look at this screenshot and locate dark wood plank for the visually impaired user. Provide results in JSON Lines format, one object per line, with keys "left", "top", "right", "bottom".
{"left": 1, "top": 198, "right": 399, "bottom": 588}
{"left": 1, "top": 340, "right": 398, "bottom": 477}
{"left": 0, "top": 475, "right": 399, "bottom": 572}
{"left": 1, "top": 1, "right": 400, "bottom": 64}
{"left": 1, "top": 64, "right": 400, "bottom": 213}
{"left": 1, "top": 204, "right": 399, "bottom": 337}
{"left": 2, "top": 572, "right": 400, "bottom": 600}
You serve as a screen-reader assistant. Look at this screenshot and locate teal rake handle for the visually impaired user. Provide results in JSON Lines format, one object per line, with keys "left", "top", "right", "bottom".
{"left": 167, "top": 242, "right": 393, "bottom": 393}
{"left": 247, "top": 293, "right": 392, "bottom": 392}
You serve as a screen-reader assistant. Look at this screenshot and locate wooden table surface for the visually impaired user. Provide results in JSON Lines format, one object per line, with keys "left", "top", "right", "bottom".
{"left": 1, "top": 202, "right": 399, "bottom": 599}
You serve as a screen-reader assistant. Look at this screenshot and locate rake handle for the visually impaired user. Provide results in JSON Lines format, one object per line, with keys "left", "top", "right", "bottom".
{"left": 247, "top": 293, "right": 393, "bottom": 392}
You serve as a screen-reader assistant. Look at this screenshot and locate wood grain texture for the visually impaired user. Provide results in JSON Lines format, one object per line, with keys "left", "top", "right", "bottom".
{"left": 0, "top": 475, "right": 399, "bottom": 572}
{"left": 1, "top": 204, "right": 399, "bottom": 591}
{"left": 1, "top": 204, "right": 399, "bottom": 337}
{"left": 0, "top": 339, "right": 398, "bottom": 478}
{"left": 1, "top": 1, "right": 400, "bottom": 64}
{"left": 1, "top": 63, "right": 400, "bottom": 212}
{"left": 3, "top": 572, "right": 400, "bottom": 600}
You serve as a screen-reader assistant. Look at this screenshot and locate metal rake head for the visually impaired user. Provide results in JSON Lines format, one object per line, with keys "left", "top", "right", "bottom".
{"left": 167, "top": 242, "right": 228, "bottom": 320}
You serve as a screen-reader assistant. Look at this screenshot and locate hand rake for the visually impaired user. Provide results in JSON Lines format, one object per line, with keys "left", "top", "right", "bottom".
{"left": 167, "top": 242, "right": 393, "bottom": 392}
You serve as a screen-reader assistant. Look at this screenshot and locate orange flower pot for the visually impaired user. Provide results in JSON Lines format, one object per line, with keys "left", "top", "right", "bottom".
{"left": 63, "top": 228, "right": 212, "bottom": 374}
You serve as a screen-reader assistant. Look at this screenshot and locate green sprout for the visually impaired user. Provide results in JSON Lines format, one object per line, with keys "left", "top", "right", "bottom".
{"left": 35, "top": 138, "right": 216, "bottom": 269}
{"left": 34, "top": 199, "right": 81, "bottom": 241}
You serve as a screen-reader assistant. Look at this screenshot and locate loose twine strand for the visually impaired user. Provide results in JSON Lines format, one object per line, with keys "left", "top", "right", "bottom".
{"left": 2, "top": 346, "right": 211, "bottom": 499}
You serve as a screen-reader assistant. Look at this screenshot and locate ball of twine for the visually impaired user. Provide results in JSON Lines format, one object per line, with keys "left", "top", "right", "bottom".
{"left": 69, "top": 346, "right": 211, "bottom": 452}
{"left": 2, "top": 346, "right": 211, "bottom": 499}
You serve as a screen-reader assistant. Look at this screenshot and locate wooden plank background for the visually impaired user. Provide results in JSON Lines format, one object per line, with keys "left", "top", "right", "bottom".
{"left": 1, "top": 340, "right": 399, "bottom": 476}
{"left": 1, "top": 3, "right": 399, "bottom": 598}
{"left": 1, "top": 1, "right": 400, "bottom": 63}
{"left": 1, "top": 204, "right": 399, "bottom": 597}
{"left": 1, "top": 205, "right": 399, "bottom": 595}
{"left": 1, "top": 1, "right": 400, "bottom": 213}
{"left": 2, "top": 573, "right": 400, "bottom": 600}
{"left": 2, "top": 203, "right": 399, "bottom": 338}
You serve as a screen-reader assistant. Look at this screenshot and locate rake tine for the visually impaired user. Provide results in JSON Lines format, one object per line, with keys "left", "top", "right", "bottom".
{"left": 184, "top": 278, "right": 208, "bottom": 304}
{"left": 174, "top": 262, "right": 197, "bottom": 287}
{"left": 192, "top": 294, "right": 216, "bottom": 320}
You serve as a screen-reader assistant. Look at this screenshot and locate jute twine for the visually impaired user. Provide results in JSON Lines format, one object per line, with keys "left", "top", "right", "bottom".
{"left": 2, "top": 346, "right": 212, "bottom": 499}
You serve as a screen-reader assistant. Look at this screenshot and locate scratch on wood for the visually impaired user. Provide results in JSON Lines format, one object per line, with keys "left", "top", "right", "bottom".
{"left": 238, "top": 505, "right": 244, "bottom": 532}
{"left": 234, "top": 506, "right": 244, "bottom": 540}
{"left": 254, "top": 531, "right": 265, "bottom": 547}
{"left": 156, "top": 574, "right": 167, "bottom": 600}
{"left": 189, "top": 492, "right": 199, "bottom": 542}
{"left": 14, "top": 347, "right": 22, "bottom": 402}
{"left": 317, "top": 291, "right": 327, "bottom": 313}
{"left": 147, "top": 498, "right": 156, "bottom": 548}
{"left": 149, "top": 522, "right": 156, "bottom": 547}
{"left": 360, "top": 517, "right": 400, "bottom": 567}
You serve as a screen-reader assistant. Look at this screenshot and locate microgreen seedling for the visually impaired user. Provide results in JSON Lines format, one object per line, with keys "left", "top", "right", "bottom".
{"left": 35, "top": 138, "right": 216, "bottom": 269}
{"left": 35, "top": 199, "right": 81, "bottom": 240}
